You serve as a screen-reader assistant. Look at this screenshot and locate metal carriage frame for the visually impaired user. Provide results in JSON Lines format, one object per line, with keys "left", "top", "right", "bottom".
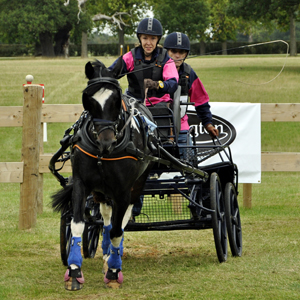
{"left": 49, "top": 97, "right": 242, "bottom": 265}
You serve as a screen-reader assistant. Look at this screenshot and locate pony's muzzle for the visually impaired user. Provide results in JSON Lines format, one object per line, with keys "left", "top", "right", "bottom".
{"left": 96, "top": 137, "right": 117, "bottom": 155}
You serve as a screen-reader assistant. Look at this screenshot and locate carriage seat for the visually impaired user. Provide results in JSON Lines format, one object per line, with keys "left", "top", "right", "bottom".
{"left": 148, "top": 85, "right": 181, "bottom": 146}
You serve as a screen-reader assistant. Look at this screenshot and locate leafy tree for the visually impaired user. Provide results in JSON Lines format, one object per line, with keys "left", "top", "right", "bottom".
{"left": 151, "top": 0, "right": 210, "bottom": 54}
{"left": 0, "top": 0, "right": 84, "bottom": 57}
{"left": 228, "top": 0, "right": 300, "bottom": 56}
{"left": 209, "top": 0, "right": 239, "bottom": 54}
{"left": 88, "top": 0, "right": 148, "bottom": 55}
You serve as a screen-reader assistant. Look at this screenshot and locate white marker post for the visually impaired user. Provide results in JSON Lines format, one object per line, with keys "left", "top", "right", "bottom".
{"left": 41, "top": 84, "right": 47, "bottom": 142}
{"left": 25, "top": 75, "right": 47, "bottom": 142}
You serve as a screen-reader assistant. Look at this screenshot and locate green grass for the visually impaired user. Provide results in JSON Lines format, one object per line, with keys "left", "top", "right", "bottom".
{"left": 1, "top": 56, "right": 300, "bottom": 299}
{"left": 0, "top": 172, "right": 300, "bottom": 299}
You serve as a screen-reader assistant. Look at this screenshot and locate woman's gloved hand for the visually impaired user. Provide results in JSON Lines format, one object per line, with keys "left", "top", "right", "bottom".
{"left": 144, "top": 79, "right": 159, "bottom": 90}
{"left": 205, "top": 124, "right": 219, "bottom": 138}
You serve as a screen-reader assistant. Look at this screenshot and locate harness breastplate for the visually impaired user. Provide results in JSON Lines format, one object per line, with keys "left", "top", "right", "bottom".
{"left": 127, "top": 47, "right": 167, "bottom": 99}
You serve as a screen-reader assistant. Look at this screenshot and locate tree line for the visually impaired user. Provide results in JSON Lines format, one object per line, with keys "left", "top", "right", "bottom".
{"left": 0, "top": 0, "right": 299, "bottom": 57}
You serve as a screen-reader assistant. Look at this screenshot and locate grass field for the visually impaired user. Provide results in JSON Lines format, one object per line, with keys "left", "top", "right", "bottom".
{"left": 0, "top": 55, "right": 300, "bottom": 299}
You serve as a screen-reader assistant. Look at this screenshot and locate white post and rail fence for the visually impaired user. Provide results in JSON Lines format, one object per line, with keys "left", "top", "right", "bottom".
{"left": 1, "top": 83, "right": 300, "bottom": 229}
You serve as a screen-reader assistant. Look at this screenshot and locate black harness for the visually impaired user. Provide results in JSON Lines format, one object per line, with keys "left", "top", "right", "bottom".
{"left": 73, "top": 101, "right": 132, "bottom": 158}
{"left": 178, "top": 63, "right": 192, "bottom": 118}
{"left": 70, "top": 92, "right": 155, "bottom": 159}
{"left": 178, "top": 63, "right": 191, "bottom": 96}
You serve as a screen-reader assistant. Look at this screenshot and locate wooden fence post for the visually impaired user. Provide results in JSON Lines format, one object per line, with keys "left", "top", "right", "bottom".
{"left": 243, "top": 183, "right": 252, "bottom": 209}
{"left": 19, "top": 84, "right": 43, "bottom": 230}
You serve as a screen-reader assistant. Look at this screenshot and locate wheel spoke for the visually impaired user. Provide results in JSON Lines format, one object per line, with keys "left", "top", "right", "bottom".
{"left": 220, "top": 211, "right": 225, "bottom": 222}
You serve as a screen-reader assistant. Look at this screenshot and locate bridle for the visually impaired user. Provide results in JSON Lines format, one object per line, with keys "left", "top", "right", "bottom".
{"left": 91, "top": 117, "right": 119, "bottom": 137}
{"left": 82, "top": 76, "right": 133, "bottom": 142}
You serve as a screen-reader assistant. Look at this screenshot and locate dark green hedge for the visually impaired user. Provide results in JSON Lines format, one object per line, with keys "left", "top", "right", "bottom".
{"left": 0, "top": 44, "right": 30, "bottom": 57}
{"left": 68, "top": 43, "right": 136, "bottom": 56}
{"left": 0, "top": 41, "right": 299, "bottom": 57}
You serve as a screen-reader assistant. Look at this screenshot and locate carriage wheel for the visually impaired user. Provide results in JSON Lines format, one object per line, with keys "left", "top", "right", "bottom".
{"left": 60, "top": 209, "right": 73, "bottom": 266}
{"left": 83, "top": 201, "right": 101, "bottom": 258}
{"left": 224, "top": 182, "right": 242, "bottom": 257}
{"left": 210, "top": 172, "right": 227, "bottom": 263}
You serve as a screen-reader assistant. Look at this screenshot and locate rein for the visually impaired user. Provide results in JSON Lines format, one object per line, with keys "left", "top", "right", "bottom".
{"left": 116, "top": 98, "right": 135, "bottom": 139}
{"left": 122, "top": 40, "right": 289, "bottom": 86}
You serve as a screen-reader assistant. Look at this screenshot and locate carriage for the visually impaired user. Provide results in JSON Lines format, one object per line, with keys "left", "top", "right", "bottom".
{"left": 49, "top": 59, "right": 242, "bottom": 289}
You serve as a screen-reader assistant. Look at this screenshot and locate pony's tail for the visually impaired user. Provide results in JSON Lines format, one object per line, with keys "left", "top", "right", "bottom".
{"left": 51, "top": 184, "right": 73, "bottom": 213}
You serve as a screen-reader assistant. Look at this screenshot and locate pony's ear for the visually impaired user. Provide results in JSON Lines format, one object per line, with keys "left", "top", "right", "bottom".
{"left": 110, "top": 56, "right": 123, "bottom": 79}
{"left": 82, "top": 93, "right": 101, "bottom": 114}
{"left": 85, "top": 62, "right": 94, "bottom": 80}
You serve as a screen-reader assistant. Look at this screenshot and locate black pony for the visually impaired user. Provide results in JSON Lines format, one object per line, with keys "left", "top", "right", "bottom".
{"left": 51, "top": 58, "right": 155, "bottom": 289}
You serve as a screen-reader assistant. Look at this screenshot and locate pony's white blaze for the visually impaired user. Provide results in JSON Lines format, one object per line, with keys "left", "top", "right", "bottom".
{"left": 93, "top": 88, "right": 113, "bottom": 109}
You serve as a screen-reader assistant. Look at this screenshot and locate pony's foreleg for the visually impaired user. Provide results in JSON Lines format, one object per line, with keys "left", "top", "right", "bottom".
{"left": 100, "top": 203, "right": 112, "bottom": 256}
{"left": 64, "top": 220, "right": 85, "bottom": 290}
{"left": 119, "top": 204, "right": 133, "bottom": 256}
{"left": 104, "top": 204, "right": 133, "bottom": 288}
{"left": 108, "top": 204, "right": 133, "bottom": 269}
{"left": 100, "top": 203, "right": 112, "bottom": 273}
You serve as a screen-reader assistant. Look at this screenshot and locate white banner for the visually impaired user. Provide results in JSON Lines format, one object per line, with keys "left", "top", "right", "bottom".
{"left": 188, "top": 102, "right": 261, "bottom": 184}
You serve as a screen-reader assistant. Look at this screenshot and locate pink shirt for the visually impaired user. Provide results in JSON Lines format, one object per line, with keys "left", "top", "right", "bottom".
{"left": 180, "top": 74, "right": 209, "bottom": 131}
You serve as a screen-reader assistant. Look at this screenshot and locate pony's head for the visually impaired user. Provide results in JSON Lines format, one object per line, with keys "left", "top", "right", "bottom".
{"left": 82, "top": 57, "right": 123, "bottom": 155}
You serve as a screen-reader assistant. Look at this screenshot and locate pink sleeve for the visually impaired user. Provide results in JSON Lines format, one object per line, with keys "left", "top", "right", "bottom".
{"left": 122, "top": 51, "right": 134, "bottom": 72}
{"left": 163, "top": 58, "right": 179, "bottom": 82}
{"left": 190, "top": 78, "right": 209, "bottom": 106}
{"left": 180, "top": 115, "right": 190, "bottom": 131}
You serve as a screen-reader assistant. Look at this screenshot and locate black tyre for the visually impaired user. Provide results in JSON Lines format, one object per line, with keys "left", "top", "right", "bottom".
{"left": 60, "top": 209, "right": 73, "bottom": 266}
{"left": 82, "top": 200, "right": 101, "bottom": 258}
{"left": 210, "top": 172, "right": 227, "bottom": 263}
{"left": 224, "top": 182, "right": 242, "bottom": 257}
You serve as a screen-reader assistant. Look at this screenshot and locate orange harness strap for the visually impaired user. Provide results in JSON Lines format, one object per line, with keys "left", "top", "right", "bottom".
{"left": 121, "top": 99, "right": 127, "bottom": 111}
{"left": 73, "top": 144, "right": 138, "bottom": 161}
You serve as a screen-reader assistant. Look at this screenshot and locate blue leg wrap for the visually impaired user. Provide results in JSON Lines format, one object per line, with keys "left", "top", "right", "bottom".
{"left": 102, "top": 224, "right": 112, "bottom": 255}
{"left": 106, "top": 233, "right": 124, "bottom": 257}
{"left": 107, "top": 245, "right": 122, "bottom": 270}
{"left": 67, "top": 237, "right": 83, "bottom": 267}
{"left": 119, "top": 231, "right": 124, "bottom": 257}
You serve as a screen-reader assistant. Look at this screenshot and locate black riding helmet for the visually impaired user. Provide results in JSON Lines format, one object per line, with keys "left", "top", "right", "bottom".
{"left": 164, "top": 32, "right": 190, "bottom": 55}
{"left": 136, "top": 18, "right": 163, "bottom": 43}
